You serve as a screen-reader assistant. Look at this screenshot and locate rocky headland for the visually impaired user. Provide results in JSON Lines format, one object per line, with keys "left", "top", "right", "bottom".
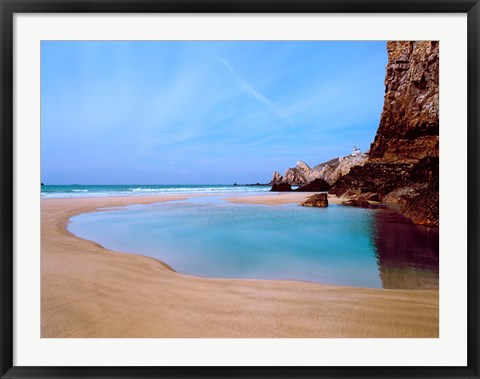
{"left": 270, "top": 147, "right": 368, "bottom": 187}
{"left": 330, "top": 41, "right": 439, "bottom": 226}
{"left": 270, "top": 41, "right": 439, "bottom": 226}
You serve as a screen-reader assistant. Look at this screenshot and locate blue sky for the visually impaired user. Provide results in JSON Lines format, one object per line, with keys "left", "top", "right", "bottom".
{"left": 41, "top": 41, "right": 387, "bottom": 184}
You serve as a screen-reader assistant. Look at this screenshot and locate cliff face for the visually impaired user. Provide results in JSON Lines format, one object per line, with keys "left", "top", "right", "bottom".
{"left": 330, "top": 41, "right": 439, "bottom": 226}
{"left": 369, "top": 41, "right": 439, "bottom": 163}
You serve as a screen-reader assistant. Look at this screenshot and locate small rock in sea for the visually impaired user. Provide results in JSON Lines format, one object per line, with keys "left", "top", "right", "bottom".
{"left": 270, "top": 183, "right": 292, "bottom": 192}
{"left": 341, "top": 199, "right": 370, "bottom": 208}
{"left": 300, "top": 193, "right": 328, "bottom": 207}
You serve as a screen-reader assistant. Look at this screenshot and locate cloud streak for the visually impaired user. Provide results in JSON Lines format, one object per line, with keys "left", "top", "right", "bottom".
{"left": 216, "top": 55, "right": 292, "bottom": 124}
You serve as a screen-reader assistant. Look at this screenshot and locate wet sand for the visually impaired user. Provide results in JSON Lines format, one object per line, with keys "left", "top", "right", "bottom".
{"left": 41, "top": 194, "right": 438, "bottom": 338}
{"left": 225, "top": 192, "right": 349, "bottom": 205}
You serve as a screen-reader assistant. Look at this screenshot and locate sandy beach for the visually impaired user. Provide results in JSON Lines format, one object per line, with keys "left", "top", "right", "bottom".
{"left": 41, "top": 193, "right": 438, "bottom": 338}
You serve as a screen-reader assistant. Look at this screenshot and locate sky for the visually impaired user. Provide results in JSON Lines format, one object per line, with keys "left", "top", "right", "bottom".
{"left": 41, "top": 41, "right": 387, "bottom": 185}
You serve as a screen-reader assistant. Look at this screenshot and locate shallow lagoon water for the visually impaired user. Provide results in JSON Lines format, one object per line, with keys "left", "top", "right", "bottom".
{"left": 69, "top": 196, "right": 438, "bottom": 289}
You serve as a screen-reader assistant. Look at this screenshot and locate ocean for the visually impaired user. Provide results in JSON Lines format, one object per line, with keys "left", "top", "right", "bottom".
{"left": 67, "top": 194, "right": 439, "bottom": 289}
{"left": 41, "top": 184, "right": 272, "bottom": 198}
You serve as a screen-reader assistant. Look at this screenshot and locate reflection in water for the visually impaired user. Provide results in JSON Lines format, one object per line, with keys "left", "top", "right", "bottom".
{"left": 371, "top": 210, "right": 439, "bottom": 289}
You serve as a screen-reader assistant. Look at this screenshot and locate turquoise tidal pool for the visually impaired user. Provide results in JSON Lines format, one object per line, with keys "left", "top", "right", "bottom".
{"left": 68, "top": 196, "right": 439, "bottom": 289}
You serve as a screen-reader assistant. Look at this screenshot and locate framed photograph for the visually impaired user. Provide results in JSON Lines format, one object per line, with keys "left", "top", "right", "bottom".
{"left": 1, "top": 0, "right": 479, "bottom": 378}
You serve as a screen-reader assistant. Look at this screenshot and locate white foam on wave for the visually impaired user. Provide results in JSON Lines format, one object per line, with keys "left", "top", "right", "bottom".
{"left": 129, "top": 187, "right": 269, "bottom": 193}
{"left": 129, "top": 188, "right": 164, "bottom": 192}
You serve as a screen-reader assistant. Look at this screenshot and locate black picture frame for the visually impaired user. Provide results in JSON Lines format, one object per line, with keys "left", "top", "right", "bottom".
{"left": 1, "top": 0, "right": 479, "bottom": 378}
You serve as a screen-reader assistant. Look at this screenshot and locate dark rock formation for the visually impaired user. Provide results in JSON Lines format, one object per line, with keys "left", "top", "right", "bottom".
{"left": 358, "top": 192, "right": 380, "bottom": 202}
{"left": 402, "top": 180, "right": 438, "bottom": 226}
{"left": 330, "top": 41, "right": 439, "bottom": 226}
{"left": 332, "top": 157, "right": 438, "bottom": 226}
{"left": 330, "top": 163, "right": 415, "bottom": 200}
{"left": 341, "top": 199, "right": 371, "bottom": 208}
{"left": 300, "top": 193, "right": 328, "bottom": 207}
{"left": 295, "top": 178, "right": 330, "bottom": 192}
{"left": 270, "top": 183, "right": 292, "bottom": 192}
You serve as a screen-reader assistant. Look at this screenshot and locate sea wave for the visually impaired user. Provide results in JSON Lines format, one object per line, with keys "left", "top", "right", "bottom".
{"left": 129, "top": 187, "right": 263, "bottom": 193}
{"left": 129, "top": 188, "right": 167, "bottom": 192}
{"left": 41, "top": 185, "right": 271, "bottom": 198}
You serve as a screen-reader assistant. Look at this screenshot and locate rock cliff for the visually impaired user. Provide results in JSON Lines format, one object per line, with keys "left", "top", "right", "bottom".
{"left": 369, "top": 41, "right": 439, "bottom": 163}
{"left": 330, "top": 41, "right": 439, "bottom": 226}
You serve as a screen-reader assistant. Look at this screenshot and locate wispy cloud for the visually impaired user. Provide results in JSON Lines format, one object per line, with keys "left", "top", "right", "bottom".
{"left": 215, "top": 55, "right": 292, "bottom": 124}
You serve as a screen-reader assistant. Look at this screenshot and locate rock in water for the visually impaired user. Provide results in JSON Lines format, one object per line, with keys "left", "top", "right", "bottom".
{"left": 300, "top": 194, "right": 328, "bottom": 207}
{"left": 270, "top": 183, "right": 292, "bottom": 192}
{"left": 295, "top": 178, "right": 330, "bottom": 192}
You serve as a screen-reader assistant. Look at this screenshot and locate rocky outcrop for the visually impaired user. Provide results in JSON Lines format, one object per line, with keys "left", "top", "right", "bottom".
{"left": 330, "top": 41, "right": 439, "bottom": 226}
{"left": 307, "top": 158, "right": 340, "bottom": 184}
{"left": 295, "top": 178, "right": 330, "bottom": 192}
{"left": 341, "top": 199, "right": 371, "bottom": 208}
{"left": 330, "top": 162, "right": 416, "bottom": 200}
{"left": 272, "top": 147, "right": 368, "bottom": 187}
{"left": 270, "top": 171, "right": 283, "bottom": 184}
{"left": 270, "top": 183, "right": 292, "bottom": 192}
{"left": 357, "top": 192, "right": 380, "bottom": 202}
{"left": 282, "top": 161, "right": 311, "bottom": 185}
{"left": 332, "top": 157, "right": 437, "bottom": 204}
{"left": 300, "top": 194, "right": 328, "bottom": 207}
{"left": 308, "top": 149, "right": 368, "bottom": 185}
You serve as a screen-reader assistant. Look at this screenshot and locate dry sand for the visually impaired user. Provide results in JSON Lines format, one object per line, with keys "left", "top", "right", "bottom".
{"left": 41, "top": 193, "right": 438, "bottom": 338}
